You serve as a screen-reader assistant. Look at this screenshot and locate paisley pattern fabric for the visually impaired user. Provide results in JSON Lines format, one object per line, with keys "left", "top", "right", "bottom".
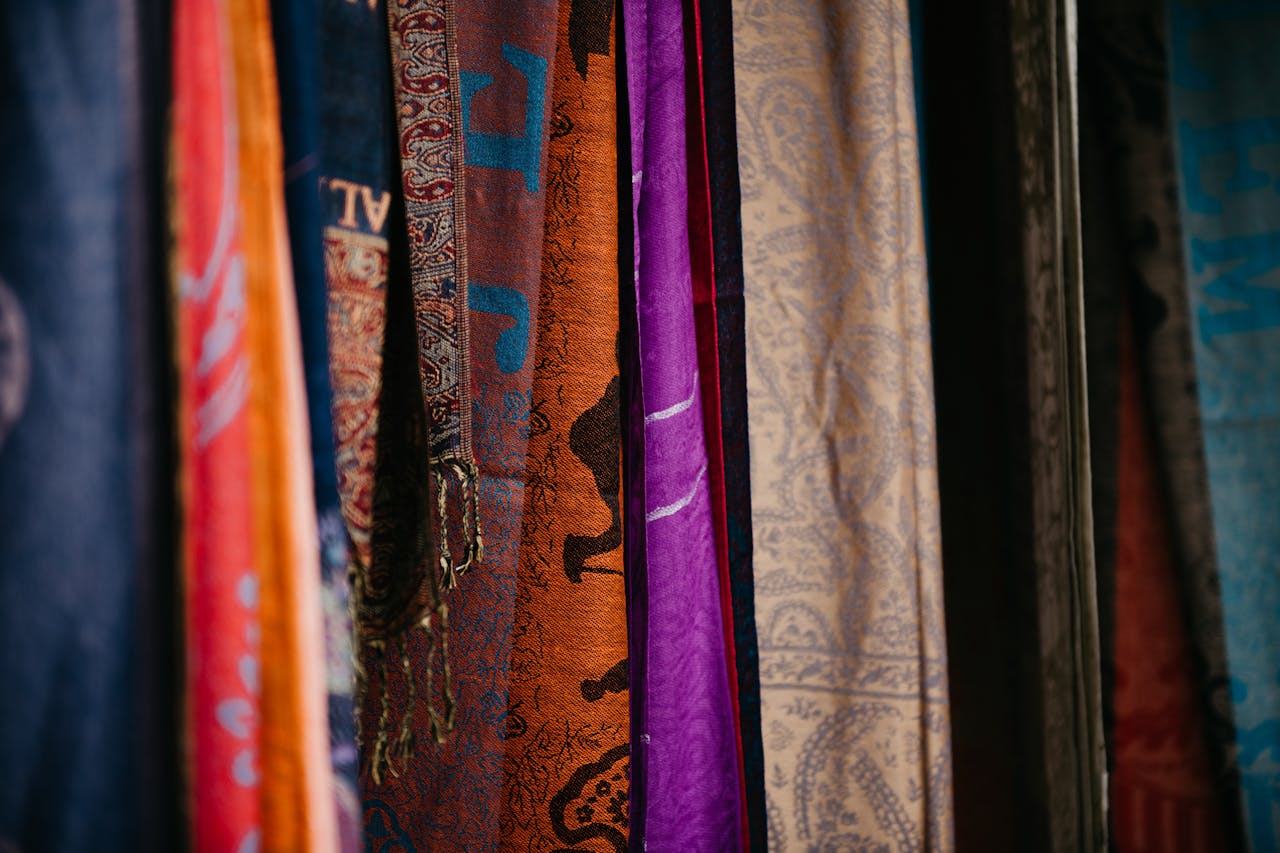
{"left": 625, "top": 0, "right": 745, "bottom": 846}
{"left": 361, "top": 0, "right": 557, "bottom": 847}
{"left": 732, "top": 0, "right": 953, "bottom": 849}
{"left": 1167, "top": 2, "right": 1280, "bottom": 846}
{"left": 319, "top": 0, "right": 401, "bottom": 842}
{"left": 498, "top": 2, "right": 630, "bottom": 850}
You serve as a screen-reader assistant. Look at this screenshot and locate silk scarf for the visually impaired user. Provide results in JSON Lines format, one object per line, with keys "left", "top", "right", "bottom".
{"left": 172, "top": 0, "right": 264, "bottom": 845}
{"left": 228, "top": 0, "right": 339, "bottom": 847}
{"left": 498, "top": 2, "right": 630, "bottom": 848}
{"left": 732, "top": 0, "right": 953, "bottom": 848}
{"left": 1167, "top": 2, "right": 1280, "bottom": 846}
{"left": 625, "top": 0, "right": 743, "bottom": 846}
{"left": 683, "top": 2, "right": 749, "bottom": 846}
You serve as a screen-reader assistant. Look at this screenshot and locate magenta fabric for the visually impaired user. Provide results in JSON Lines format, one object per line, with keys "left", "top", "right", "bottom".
{"left": 623, "top": 0, "right": 743, "bottom": 847}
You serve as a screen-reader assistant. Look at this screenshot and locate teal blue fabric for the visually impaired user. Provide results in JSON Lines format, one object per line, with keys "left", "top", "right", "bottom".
{"left": 1168, "top": 2, "right": 1280, "bottom": 846}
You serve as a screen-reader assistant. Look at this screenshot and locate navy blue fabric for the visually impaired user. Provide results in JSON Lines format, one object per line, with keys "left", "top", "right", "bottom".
{"left": 0, "top": 2, "right": 167, "bottom": 850}
{"left": 273, "top": 0, "right": 338, "bottom": 505}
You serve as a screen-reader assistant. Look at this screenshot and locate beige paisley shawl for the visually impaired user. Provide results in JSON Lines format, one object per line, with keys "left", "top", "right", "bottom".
{"left": 732, "top": 1, "right": 954, "bottom": 849}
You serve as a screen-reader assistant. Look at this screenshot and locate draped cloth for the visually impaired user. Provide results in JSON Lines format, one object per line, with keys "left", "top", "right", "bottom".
{"left": 1167, "top": 2, "right": 1280, "bottom": 846}
{"left": 684, "top": 2, "right": 749, "bottom": 846}
{"left": 319, "top": 0, "right": 402, "bottom": 844}
{"left": 1111, "top": 313, "right": 1229, "bottom": 853}
{"left": 624, "top": 0, "right": 743, "bottom": 847}
{"left": 732, "top": 0, "right": 953, "bottom": 849}
{"left": 271, "top": 0, "right": 361, "bottom": 842}
{"left": 0, "top": 1, "right": 171, "bottom": 849}
{"left": 497, "top": 3, "right": 630, "bottom": 849}
{"left": 694, "top": 0, "right": 768, "bottom": 846}
{"left": 172, "top": 0, "right": 264, "bottom": 846}
{"left": 228, "top": 0, "right": 339, "bottom": 847}
{"left": 1077, "top": 0, "right": 1245, "bottom": 845}
{"left": 919, "top": 0, "right": 1106, "bottom": 847}
{"left": 363, "top": 0, "right": 557, "bottom": 847}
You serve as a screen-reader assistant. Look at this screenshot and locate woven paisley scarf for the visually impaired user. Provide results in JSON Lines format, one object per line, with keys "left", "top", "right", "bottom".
{"left": 733, "top": 0, "right": 954, "bottom": 848}
{"left": 362, "top": 0, "right": 557, "bottom": 847}
{"left": 347, "top": 0, "right": 481, "bottom": 788}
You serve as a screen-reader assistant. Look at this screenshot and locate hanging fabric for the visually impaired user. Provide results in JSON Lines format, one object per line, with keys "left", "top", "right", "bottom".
{"left": 271, "top": 0, "right": 361, "bottom": 843}
{"left": 364, "top": 0, "right": 558, "bottom": 846}
{"left": 683, "top": 1, "right": 750, "bottom": 845}
{"left": 732, "top": 0, "right": 953, "bottom": 848}
{"left": 1166, "top": 2, "right": 1280, "bottom": 847}
{"left": 319, "top": 0, "right": 420, "bottom": 816}
{"left": 920, "top": 0, "right": 1108, "bottom": 846}
{"left": 693, "top": 0, "right": 768, "bottom": 846}
{"left": 497, "top": 1, "right": 630, "bottom": 847}
{"left": 227, "top": 0, "right": 340, "bottom": 846}
{"left": 0, "top": 1, "right": 173, "bottom": 850}
{"left": 624, "top": 0, "right": 743, "bottom": 846}
{"left": 1111, "top": 309, "right": 1230, "bottom": 852}
{"left": 1077, "top": 0, "right": 1246, "bottom": 845}
{"left": 172, "top": 0, "right": 265, "bottom": 846}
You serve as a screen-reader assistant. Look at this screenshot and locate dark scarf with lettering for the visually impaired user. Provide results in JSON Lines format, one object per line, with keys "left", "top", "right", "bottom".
{"left": 361, "top": 0, "right": 558, "bottom": 848}
{"left": 498, "top": 1, "right": 630, "bottom": 849}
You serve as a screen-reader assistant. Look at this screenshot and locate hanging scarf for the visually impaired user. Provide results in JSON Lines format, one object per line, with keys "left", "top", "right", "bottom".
{"left": 1167, "top": 2, "right": 1280, "bottom": 846}
{"left": 355, "top": 0, "right": 475, "bottom": 785}
{"left": 624, "top": 0, "right": 743, "bottom": 846}
{"left": 683, "top": 2, "right": 749, "bottom": 847}
{"left": 497, "top": 2, "right": 630, "bottom": 848}
{"left": 226, "top": 0, "right": 339, "bottom": 846}
{"left": 1111, "top": 310, "right": 1229, "bottom": 852}
{"left": 732, "top": 0, "right": 954, "bottom": 848}
{"left": 692, "top": 0, "right": 767, "bottom": 846}
{"left": 364, "top": 0, "right": 557, "bottom": 846}
{"left": 0, "top": 1, "right": 168, "bottom": 849}
{"left": 1077, "top": 0, "right": 1246, "bottom": 844}
{"left": 271, "top": 0, "right": 361, "bottom": 843}
{"left": 172, "top": 0, "right": 263, "bottom": 846}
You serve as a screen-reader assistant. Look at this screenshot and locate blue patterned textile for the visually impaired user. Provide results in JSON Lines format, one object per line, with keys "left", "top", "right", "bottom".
{"left": 1168, "top": 2, "right": 1280, "bottom": 846}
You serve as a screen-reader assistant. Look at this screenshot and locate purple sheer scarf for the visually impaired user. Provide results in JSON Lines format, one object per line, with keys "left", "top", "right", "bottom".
{"left": 623, "top": 0, "right": 743, "bottom": 847}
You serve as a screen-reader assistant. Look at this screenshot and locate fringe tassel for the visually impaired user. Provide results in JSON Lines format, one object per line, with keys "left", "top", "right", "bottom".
{"left": 353, "top": 455, "right": 481, "bottom": 784}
